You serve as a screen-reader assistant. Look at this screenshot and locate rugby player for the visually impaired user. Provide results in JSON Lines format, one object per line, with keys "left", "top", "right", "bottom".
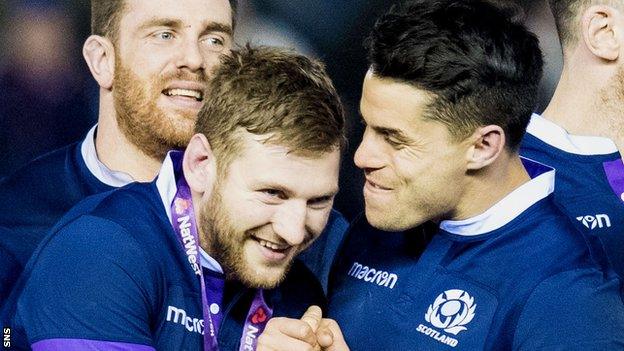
{"left": 259, "top": 1, "right": 624, "bottom": 349}
{"left": 520, "top": 0, "right": 624, "bottom": 278}
{"left": 0, "top": 0, "right": 345, "bottom": 304}
{"left": 11, "top": 46, "right": 346, "bottom": 350}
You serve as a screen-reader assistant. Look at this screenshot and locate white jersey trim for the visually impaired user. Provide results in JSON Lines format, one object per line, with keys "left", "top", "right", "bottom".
{"left": 156, "top": 152, "right": 223, "bottom": 273}
{"left": 440, "top": 158, "right": 555, "bottom": 236}
{"left": 526, "top": 113, "right": 618, "bottom": 156}
{"left": 80, "top": 125, "right": 135, "bottom": 187}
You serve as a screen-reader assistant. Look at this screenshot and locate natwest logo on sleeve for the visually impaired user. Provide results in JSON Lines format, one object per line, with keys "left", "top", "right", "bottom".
{"left": 417, "top": 289, "right": 476, "bottom": 348}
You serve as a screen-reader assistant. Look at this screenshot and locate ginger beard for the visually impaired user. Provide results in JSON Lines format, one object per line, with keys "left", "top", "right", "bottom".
{"left": 112, "top": 58, "right": 206, "bottom": 160}
{"left": 199, "top": 177, "right": 313, "bottom": 289}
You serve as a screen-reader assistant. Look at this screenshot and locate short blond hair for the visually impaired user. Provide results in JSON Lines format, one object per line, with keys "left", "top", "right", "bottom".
{"left": 195, "top": 46, "right": 345, "bottom": 166}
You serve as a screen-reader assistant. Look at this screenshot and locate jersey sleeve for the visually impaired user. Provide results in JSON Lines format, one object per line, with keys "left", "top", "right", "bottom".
{"left": 15, "top": 215, "right": 159, "bottom": 349}
{"left": 513, "top": 268, "right": 624, "bottom": 350}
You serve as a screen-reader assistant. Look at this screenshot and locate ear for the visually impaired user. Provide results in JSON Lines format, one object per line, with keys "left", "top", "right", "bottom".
{"left": 582, "top": 5, "right": 621, "bottom": 61}
{"left": 466, "top": 125, "right": 505, "bottom": 171}
{"left": 83, "top": 35, "right": 116, "bottom": 90}
{"left": 183, "top": 133, "right": 218, "bottom": 197}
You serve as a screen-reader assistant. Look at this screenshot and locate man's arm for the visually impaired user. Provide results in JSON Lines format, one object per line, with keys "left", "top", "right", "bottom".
{"left": 15, "top": 216, "right": 158, "bottom": 350}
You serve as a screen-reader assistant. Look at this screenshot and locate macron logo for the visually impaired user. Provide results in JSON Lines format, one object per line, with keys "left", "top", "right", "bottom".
{"left": 576, "top": 214, "right": 611, "bottom": 230}
{"left": 347, "top": 262, "right": 398, "bottom": 289}
{"left": 166, "top": 305, "right": 204, "bottom": 335}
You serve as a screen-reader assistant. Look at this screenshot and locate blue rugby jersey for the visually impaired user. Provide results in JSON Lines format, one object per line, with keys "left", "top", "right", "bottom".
{"left": 328, "top": 159, "right": 624, "bottom": 350}
{"left": 521, "top": 114, "right": 624, "bottom": 278}
{"left": 0, "top": 128, "right": 114, "bottom": 266}
{"left": 8, "top": 154, "right": 327, "bottom": 350}
{"left": 0, "top": 127, "right": 346, "bottom": 304}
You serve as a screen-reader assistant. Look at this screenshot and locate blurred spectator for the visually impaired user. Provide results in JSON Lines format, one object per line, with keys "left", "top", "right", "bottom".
{"left": 0, "top": 1, "right": 95, "bottom": 178}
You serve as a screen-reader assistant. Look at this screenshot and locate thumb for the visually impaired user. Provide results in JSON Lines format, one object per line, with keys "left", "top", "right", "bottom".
{"left": 300, "top": 305, "right": 323, "bottom": 333}
{"left": 319, "top": 319, "right": 350, "bottom": 351}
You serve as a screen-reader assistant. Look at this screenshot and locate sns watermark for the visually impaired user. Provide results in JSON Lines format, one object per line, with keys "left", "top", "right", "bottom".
{"left": 3, "top": 327, "right": 10, "bottom": 348}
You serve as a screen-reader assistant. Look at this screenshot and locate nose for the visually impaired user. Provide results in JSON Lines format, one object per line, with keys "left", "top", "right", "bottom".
{"left": 272, "top": 201, "right": 308, "bottom": 246}
{"left": 176, "top": 38, "right": 204, "bottom": 72}
{"left": 354, "top": 128, "right": 384, "bottom": 170}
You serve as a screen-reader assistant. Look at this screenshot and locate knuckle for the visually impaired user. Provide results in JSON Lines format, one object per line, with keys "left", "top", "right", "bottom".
{"left": 299, "top": 324, "right": 313, "bottom": 337}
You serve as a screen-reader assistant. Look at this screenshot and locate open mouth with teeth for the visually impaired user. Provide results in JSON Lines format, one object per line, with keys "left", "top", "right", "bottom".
{"left": 256, "top": 238, "right": 290, "bottom": 253}
{"left": 163, "top": 88, "right": 203, "bottom": 101}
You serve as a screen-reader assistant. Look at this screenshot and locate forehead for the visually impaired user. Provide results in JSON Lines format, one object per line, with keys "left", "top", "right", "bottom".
{"left": 227, "top": 132, "right": 340, "bottom": 196}
{"left": 120, "top": 0, "right": 232, "bottom": 31}
{"left": 360, "top": 71, "right": 434, "bottom": 133}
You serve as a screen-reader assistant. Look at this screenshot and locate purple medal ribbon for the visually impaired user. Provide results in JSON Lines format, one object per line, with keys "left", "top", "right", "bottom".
{"left": 603, "top": 158, "right": 624, "bottom": 203}
{"left": 168, "top": 152, "right": 273, "bottom": 351}
{"left": 239, "top": 290, "right": 274, "bottom": 351}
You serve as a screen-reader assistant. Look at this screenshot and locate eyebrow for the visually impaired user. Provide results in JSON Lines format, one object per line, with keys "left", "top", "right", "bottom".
{"left": 139, "top": 18, "right": 233, "bottom": 37}
{"left": 373, "top": 126, "right": 408, "bottom": 139}
{"left": 200, "top": 22, "right": 233, "bottom": 37}
{"left": 360, "top": 115, "right": 409, "bottom": 141}
{"left": 261, "top": 183, "right": 339, "bottom": 200}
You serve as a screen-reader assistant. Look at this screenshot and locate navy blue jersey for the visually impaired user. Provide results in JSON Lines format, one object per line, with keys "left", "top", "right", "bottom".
{"left": 328, "top": 160, "right": 624, "bottom": 350}
{"left": 0, "top": 131, "right": 346, "bottom": 304}
{"left": 0, "top": 141, "right": 112, "bottom": 266}
{"left": 521, "top": 114, "right": 624, "bottom": 277}
{"left": 7, "top": 173, "right": 326, "bottom": 350}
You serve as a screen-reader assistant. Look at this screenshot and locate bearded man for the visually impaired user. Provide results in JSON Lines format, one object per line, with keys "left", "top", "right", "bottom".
{"left": 0, "top": 0, "right": 233, "bottom": 300}
{"left": 0, "top": 0, "right": 346, "bottom": 304}
{"left": 8, "top": 46, "right": 346, "bottom": 351}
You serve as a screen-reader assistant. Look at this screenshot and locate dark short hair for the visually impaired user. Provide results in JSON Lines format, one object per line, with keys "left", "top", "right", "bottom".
{"left": 195, "top": 45, "right": 345, "bottom": 166}
{"left": 90, "top": 0, "right": 238, "bottom": 42}
{"left": 366, "top": 0, "right": 543, "bottom": 150}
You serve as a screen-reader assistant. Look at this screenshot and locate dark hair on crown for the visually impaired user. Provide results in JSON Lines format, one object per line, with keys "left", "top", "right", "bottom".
{"left": 366, "top": 0, "right": 543, "bottom": 150}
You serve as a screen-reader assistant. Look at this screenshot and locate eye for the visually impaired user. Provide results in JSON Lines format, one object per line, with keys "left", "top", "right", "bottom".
{"left": 154, "top": 31, "right": 175, "bottom": 40}
{"left": 308, "top": 196, "right": 333, "bottom": 209}
{"left": 380, "top": 131, "right": 402, "bottom": 148}
{"left": 383, "top": 135, "right": 401, "bottom": 146}
{"left": 260, "top": 189, "right": 287, "bottom": 201}
{"left": 202, "top": 35, "right": 227, "bottom": 51}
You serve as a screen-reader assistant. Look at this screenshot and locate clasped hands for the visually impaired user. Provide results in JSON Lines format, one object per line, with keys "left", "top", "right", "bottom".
{"left": 257, "top": 306, "right": 350, "bottom": 351}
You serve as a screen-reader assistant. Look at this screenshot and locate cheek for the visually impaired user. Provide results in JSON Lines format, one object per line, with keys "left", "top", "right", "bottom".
{"left": 305, "top": 208, "right": 332, "bottom": 236}
{"left": 225, "top": 196, "right": 276, "bottom": 228}
{"left": 392, "top": 153, "right": 425, "bottom": 187}
{"left": 201, "top": 50, "right": 226, "bottom": 70}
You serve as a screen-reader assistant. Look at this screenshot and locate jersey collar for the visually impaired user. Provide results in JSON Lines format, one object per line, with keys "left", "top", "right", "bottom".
{"left": 156, "top": 151, "right": 223, "bottom": 273}
{"left": 440, "top": 158, "right": 555, "bottom": 236}
{"left": 80, "top": 125, "right": 135, "bottom": 187}
{"left": 526, "top": 113, "right": 618, "bottom": 156}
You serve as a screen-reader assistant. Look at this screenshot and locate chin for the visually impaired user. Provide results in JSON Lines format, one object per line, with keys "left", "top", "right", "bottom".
{"left": 235, "top": 264, "right": 290, "bottom": 289}
{"left": 365, "top": 207, "right": 423, "bottom": 232}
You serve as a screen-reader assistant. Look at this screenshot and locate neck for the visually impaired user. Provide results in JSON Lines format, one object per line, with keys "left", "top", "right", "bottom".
{"left": 191, "top": 190, "right": 210, "bottom": 254}
{"left": 96, "top": 94, "right": 162, "bottom": 182}
{"left": 542, "top": 58, "right": 624, "bottom": 155}
{"left": 452, "top": 154, "right": 530, "bottom": 220}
